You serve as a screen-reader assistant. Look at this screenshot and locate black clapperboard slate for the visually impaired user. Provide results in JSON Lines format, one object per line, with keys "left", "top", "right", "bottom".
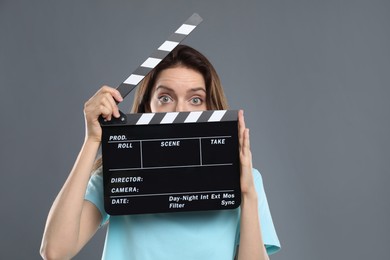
{"left": 101, "top": 110, "right": 241, "bottom": 215}
{"left": 99, "top": 13, "right": 240, "bottom": 215}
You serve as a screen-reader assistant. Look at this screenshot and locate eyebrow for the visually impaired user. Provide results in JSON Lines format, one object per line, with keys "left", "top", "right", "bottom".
{"left": 155, "top": 85, "right": 206, "bottom": 93}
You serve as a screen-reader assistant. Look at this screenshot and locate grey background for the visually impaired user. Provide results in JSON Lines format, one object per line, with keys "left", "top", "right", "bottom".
{"left": 1, "top": 0, "right": 389, "bottom": 259}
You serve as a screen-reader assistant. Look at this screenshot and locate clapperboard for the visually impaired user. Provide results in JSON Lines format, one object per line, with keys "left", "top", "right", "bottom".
{"left": 100, "top": 13, "right": 241, "bottom": 215}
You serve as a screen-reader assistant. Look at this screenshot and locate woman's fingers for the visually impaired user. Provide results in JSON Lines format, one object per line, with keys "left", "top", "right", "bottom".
{"left": 99, "top": 97, "right": 115, "bottom": 121}
{"left": 242, "top": 128, "right": 251, "bottom": 155}
{"left": 99, "top": 86, "right": 123, "bottom": 119}
{"left": 238, "top": 110, "right": 255, "bottom": 194}
{"left": 240, "top": 128, "right": 252, "bottom": 168}
{"left": 104, "top": 86, "right": 123, "bottom": 103}
{"left": 238, "top": 110, "right": 246, "bottom": 151}
{"left": 99, "top": 94, "right": 117, "bottom": 120}
{"left": 87, "top": 86, "right": 123, "bottom": 120}
{"left": 84, "top": 86, "right": 123, "bottom": 141}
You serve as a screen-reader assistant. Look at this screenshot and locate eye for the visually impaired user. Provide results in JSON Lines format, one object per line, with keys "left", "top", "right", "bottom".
{"left": 190, "top": 97, "right": 203, "bottom": 105}
{"left": 158, "top": 95, "right": 173, "bottom": 104}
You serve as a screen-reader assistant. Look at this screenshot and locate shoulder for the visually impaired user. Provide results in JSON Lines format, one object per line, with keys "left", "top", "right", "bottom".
{"left": 252, "top": 168, "right": 264, "bottom": 185}
{"left": 251, "top": 168, "right": 268, "bottom": 204}
{"left": 93, "top": 166, "right": 103, "bottom": 177}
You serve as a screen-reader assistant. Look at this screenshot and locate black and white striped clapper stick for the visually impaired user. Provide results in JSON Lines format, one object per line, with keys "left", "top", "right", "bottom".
{"left": 117, "top": 13, "right": 203, "bottom": 99}
{"left": 124, "top": 110, "right": 238, "bottom": 126}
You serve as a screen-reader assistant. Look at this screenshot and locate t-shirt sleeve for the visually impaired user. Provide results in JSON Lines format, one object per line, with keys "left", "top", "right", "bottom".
{"left": 236, "top": 168, "right": 281, "bottom": 255}
{"left": 84, "top": 168, "right": 110, "bottom": 227}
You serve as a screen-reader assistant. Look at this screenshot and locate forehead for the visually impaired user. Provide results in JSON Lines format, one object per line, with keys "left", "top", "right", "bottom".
{"left": 154, "top": 66, "right": 205, "bottom": 88}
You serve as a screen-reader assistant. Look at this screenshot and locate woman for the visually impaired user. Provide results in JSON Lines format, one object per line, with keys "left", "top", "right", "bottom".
{"left": 40, "top": 45, "right": 280, "bottom": 259}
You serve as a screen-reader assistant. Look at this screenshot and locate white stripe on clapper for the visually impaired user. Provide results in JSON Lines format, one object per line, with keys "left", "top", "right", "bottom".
{"left": 175, "top": 24, "right": 196, "bottom": 35}
{"left": 141, "top": 57, "right": 162, "bottom": 68}
{"left": 158, "top": 41, "right": 179, "bottom": 52}
{"left": 208, "top": 110, "right": 227, "bottom": 122}
{"left": 161, "top": 112, "right": 179, "bottom": 124}
{"left": 184, "top": 111, "right": 203, "bottom": 123}
{"left": 123, "top": 74, "right": 144, "bottom": 85}
{"left": 136, "top": 113, "right": 155, "bottom": 125}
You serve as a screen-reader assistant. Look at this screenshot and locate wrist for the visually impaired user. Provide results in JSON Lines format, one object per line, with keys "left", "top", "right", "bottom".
{"left": 83, "top": 136, "right": 101, "bottom": 148}
{"left": 241, "top": 188, "right": 258, "bottom": 206}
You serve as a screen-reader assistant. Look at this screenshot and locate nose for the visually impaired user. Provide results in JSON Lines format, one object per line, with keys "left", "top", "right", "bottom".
{"left": 174, "top": 101, "right": 188, "bottom": 112}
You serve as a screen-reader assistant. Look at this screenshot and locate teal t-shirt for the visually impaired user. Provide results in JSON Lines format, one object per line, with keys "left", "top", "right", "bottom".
{"left": 85, "top": 168, "right": 280, "bottom": 259}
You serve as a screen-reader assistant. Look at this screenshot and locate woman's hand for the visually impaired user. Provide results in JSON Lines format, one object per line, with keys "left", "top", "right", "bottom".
{"left": 238, "top": 110, "right": 256, "bottom": 198}
{"left": 83, "top": 86, "right": 123, "bottom": 143}
{"left": 237, "top": 110, "right": 269, "bottom": 260}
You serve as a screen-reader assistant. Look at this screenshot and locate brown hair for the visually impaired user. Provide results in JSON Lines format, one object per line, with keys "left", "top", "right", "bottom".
{"left": 93, "top": 45, "right": 228, "bottom": 172}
